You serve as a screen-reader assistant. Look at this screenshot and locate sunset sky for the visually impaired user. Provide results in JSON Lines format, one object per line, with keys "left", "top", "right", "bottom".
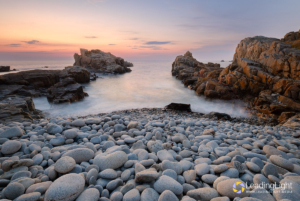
{"left": 1, "top": 0, "right": 300, "bottom": 62}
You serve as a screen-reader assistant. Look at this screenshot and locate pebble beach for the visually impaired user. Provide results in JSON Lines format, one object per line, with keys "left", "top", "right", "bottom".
{"left": 0, "top": 108, "right": 299, "bottom": 201}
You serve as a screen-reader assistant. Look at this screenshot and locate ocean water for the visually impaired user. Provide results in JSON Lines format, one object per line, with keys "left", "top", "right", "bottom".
{"left": 16, "top": 60, "right": 249, "bottom": 118}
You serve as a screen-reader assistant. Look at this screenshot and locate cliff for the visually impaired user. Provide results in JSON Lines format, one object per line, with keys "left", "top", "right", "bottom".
{"left": 172, "top": 29, "right": 300, "bottom": 123}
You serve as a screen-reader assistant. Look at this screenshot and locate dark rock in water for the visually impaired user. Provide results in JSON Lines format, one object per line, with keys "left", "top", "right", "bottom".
{"left": 73, "top": 48, "right": 133, "bottom": 74}
{"left": 165, "top": 103, "right": 191, "bottom": 112}
{"left": 220, "top": 60, "right": 225, "bottom": 62}
{"left": 203, "top": 112, "right": 231, "bottom": 120}
{"left": 60, "top": 66, "right": 90, "bottom": 83}
{"left": 0, "top": 96, "right": 43, "bottom": 122}
{"left": 47, "top": 77, "right": 87, "bottom": 103}
{"left": 0, "top": 66, "right": 10, "bottom": 72}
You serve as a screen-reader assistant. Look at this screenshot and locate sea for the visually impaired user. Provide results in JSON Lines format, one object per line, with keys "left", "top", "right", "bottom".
{"left": 0, "top": 60, "right": 249, "bottom": 118}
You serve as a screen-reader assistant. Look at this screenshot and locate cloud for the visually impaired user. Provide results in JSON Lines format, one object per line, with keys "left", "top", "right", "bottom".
{"left": 140, "top": 46, "right": 168, "bottom": 50}
{"left": 109, "top": 44, "right": 116, "bottom": 45}
{"left": 85, "top": 36, "right": 98, "bottom": 39}
{"left": 21, "top": 40, "right": 39, "bottom": 44}
{"left": 145, "top": 41, "right": 171, "bottom": 45}
{"left": 5, "top": 44, "right": 21, "bottom": 47}
{"left": 128, "top": 38, "right": 139, "bottom": 40}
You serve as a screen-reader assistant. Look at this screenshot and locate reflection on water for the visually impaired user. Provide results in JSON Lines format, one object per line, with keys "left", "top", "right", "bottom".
{"left": 33, "top": 61, "right": 248, "bottom": 117}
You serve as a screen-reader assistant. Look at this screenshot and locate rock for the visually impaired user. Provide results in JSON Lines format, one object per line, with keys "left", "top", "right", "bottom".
{"left": 135, "top": 169, "right": 159, "bottom": 183}
{"left": 54, "top": 156, "right": 76, "bottom": 173}
{"left": 47, "top": 124, "right": 63, "bottom": 134}
{"left": 153, "top": 175, "right": 183, "bottom": 195}
{"left": 0, "top": 127, "right": 23, "bottom": 138}
{"left": 26, "top": 181, "right": 52, "bottom": 194}
{"left": 157, "top": 150, "right": 174, "bottom": 161}
{"left": 99, "top": 169, "right": 118, "bottom": 180}
{"left": 1, "top": 140, "right": 21, "bottom": 154}
{"left": 15, "top": 192, "right": 41, "bottom": 201}
{"left": 141, "top": 188, "right": 160, "bottom": 201}
{"left": 183, "top": 170, "right": 196, "bottom": 183}
{"left": 62, "top": 66, "right": 90, "bottom": 83}
{"left": 44, "top": 173, "right": 85, "bottom": 201}
{"left": 249, "top": 187, "right": 275, "bottom": 201}
{"left": 76, "top": 188, "right": 100, "bottom": 201}
{"left": 217, "top": 179, "right": 250, "bottom": 199}
{"left": 47, "top": 77, "right": 87, "bottom": 103}
{"left": 3, "top": 182, "right": 25, "bottom": 200}
{"left": 187, "top": 187, "right": 219, "bottom": 201}
{"left": 165, "top": 103, "right": 192, "bottom": 112}
{"left": 94, "top": 151, "right": 128, "bottom": 171}
{"left": 0, "top": 66, "right": 10, "bottom": 72}
{"left": 73, "top": 48, "right": 132, "bottom": 74}
{"left": 72, "top": 119, "right": 85, "bottom": 127}
{"left": 147, "top": 141, "right": 163, "bottom": 153}
{"left": 123, "top": 189, "right": 140, "bottom": 201}
{"left": 269, "top": 155, "right": 294, "bottom": 171}
{"left": 127, "top": 121, "right": 138, "bottom": 129}
{"left": 262, "top": 163, "right": 279, "bottom": 178}
{"left": 195, "top": 163, "right": 210, "bottom": 176}
{"left": 158, "top": 190, "right": 179, "bottom": 201}
{"left": 62, "top": 148, "right": 95, "bottom": 163}
{"left": 63, "top": 129, "right": 78, "bottom": 139}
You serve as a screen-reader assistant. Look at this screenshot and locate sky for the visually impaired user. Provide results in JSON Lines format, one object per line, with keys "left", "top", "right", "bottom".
{"left": 0, "top": 0, "right": 300, "bottom": 62}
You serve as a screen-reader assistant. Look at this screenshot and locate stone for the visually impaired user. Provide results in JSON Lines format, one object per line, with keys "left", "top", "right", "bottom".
{"left": 62, "top": 148, "right": 95, "bottom": 163}
{"left": 220, "top": 168, "right": 239, "bottom": 178}
{"left": 187, "top": 187, "right": 219, "bottom": 201}
{"left": 26, "top": 181, "right": 52, "bottom": 194}
{"left": 217, "top": 179, "right": 250, "bottom": 199}
{"left": 158, "top": 190, "right": 179, "bottom": 201}
{"left": 157, "top": 150, "right": 174, "bottom": 161}
{"left": 214, "top": 164, "right": 229, "bottom": 173}
{"left": 63, "top": 129, "right": 78, "bottom": 139}
{"left": 72, "top": 119, "right": 85, "bottom": 127}
{"left": 94, "top": 151, "right": 128, "bottom": 171}
{"left": 269, "top": 155, "right": 294, "bottom": 171}
{"left": 153, "top": 175, "right": 183, "bottom": 195}
{"left": 3, "top": 182, "right": 25, "bottom": 200}
{"left": 246, "top": 162, "right": 261, "bottom": 173}
{"left": 99, "top": 169, "right": 118, "bottom": 179}
{"left": 44, "top": 173, "right": 85, "bottom": 201}
{"left": 76, "top": 188, "right": 100, "bottom": 201}
{"left": 135, "top": 169, "right": 159, "bottom": 183}
{"left": 147, "top": 141, "right": 163, "bottom": 153}
{"left": 47, "top": 124, "right": 63, "bottom": 134}
{"left": 54, "top": 156, "right": 76, "bottom": 173}
{"left": 141, "top": 188, "right": 160, "bottom": 201}
{"left": 195, "top": 163, "right": 210, "bottom": 176}
{"left": 127, "top": 121, "right": 138, "bottom": 129}
{"left": 262, "top": 163, "right": 279, "bottom": 178}
{"left": 1, "top": 140, "right": 21, "bottom": 154}
{"left": 183, "top": 170, "right": 196, "bottom": 183}
{"left": 123, "top": 189, "right": 140, "bottom": 201}
{"left": 249, "top": 187, "right": 275, "bottom": 201}
{"left": 15, "top": 192, "right": 41, "bottom": 201}
{"left": 0, "top": 127, "right": 23, "bottom": 138}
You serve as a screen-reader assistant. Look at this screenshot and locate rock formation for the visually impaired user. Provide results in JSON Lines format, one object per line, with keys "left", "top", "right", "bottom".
{"left": 74, "top": 48, "right": 133, "bottom": 74}
{"left": 0, "top": 66, "right": 10, "bottom": 72}
{"left": 0, "top": 66, "right": 91, "bottom": 122}
{"left": 172, "top": 29, "right": 300, "bottom": 123}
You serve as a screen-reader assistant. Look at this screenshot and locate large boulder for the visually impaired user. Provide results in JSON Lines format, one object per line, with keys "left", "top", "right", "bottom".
{"left": 73, "top": 48, "right": 133, "bottom": 74}
{"left": 60, "top": 66, "right": 90, "bottom": 83}
{"left": 0, "top": 66, "right": 10, "bottom": 72}
{"left": 47, "top": 77, "right": 87, "bottom": 103}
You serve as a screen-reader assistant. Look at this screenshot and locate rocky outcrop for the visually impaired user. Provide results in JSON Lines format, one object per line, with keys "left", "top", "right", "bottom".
{"left": 172, "top": 29, "right": 300, "bottom": 122}
{"left": 74, "top": 48, "right": 133, "bottom": 74}
{"left": 0, "top": 66, "right": 91, "bottom": 122}
{"left": 0, "top": 66, "right": 10, "bottom": 72}
{"left": 47, "top": 77, "right": 88, "bottom": 103}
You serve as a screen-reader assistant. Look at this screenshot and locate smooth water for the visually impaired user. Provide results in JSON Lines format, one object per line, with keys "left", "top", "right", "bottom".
{"left": 29, "top": 61, "right": 248, "bottom": 118}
